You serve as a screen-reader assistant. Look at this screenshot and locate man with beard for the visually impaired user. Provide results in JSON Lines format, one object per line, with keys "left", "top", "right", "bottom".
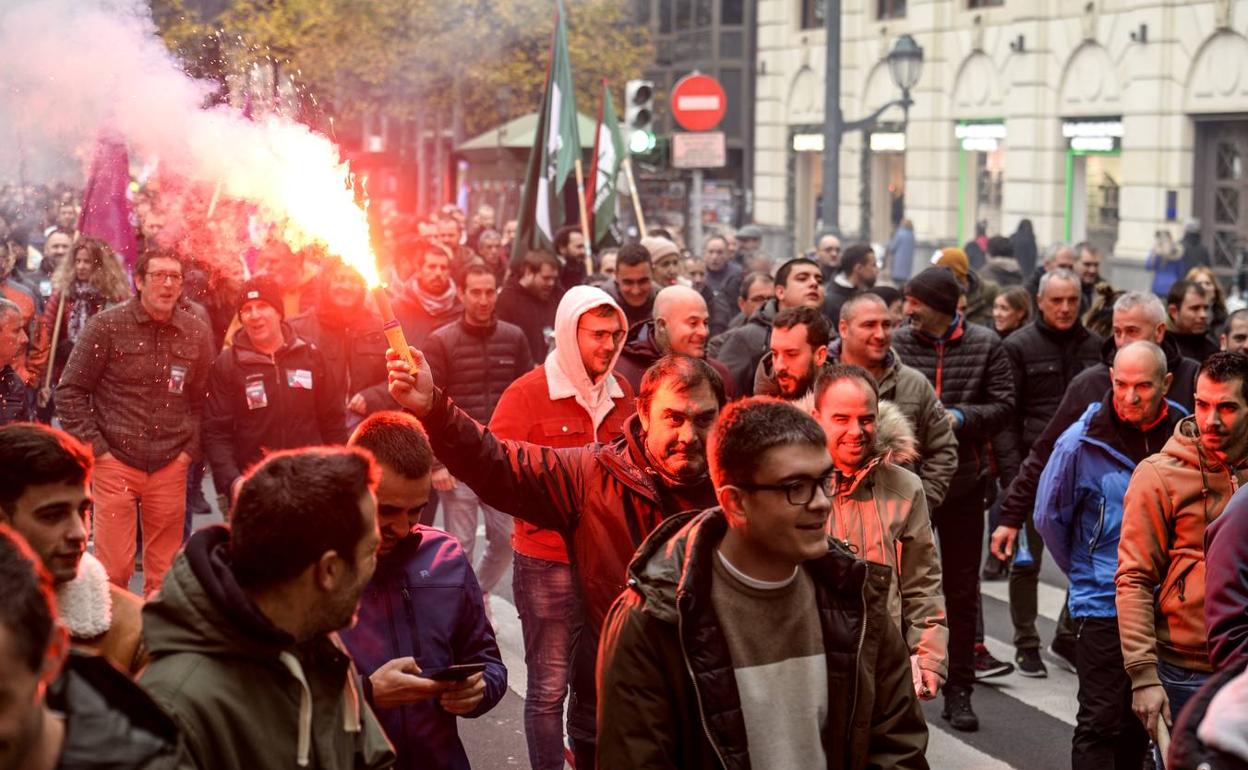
{"left": 553, "top": 225, "right": 589, "bottom": 293}
{"left": 496, "top": 250, "right": 561, "bottom": 362}
{"left": 139, "top": 448, "right": 394, "bottom": 770}
{"left": 1166, "top": 279, "right": 1219, "bottom": 363}
{"left": 715, "top": 257, "right": 826, "bottom": 395}
{"left": 823, "top": 242, "right": 878, "bottom": 327}
{"left": 473, "top": 228, "right": 507, "bottom": 285}
{"left": 602, "top": 243, "right": 657, "bottom": 330}
{"left": 615, "top": 285, "right": 734, "bottom": 395}
{"left": 343, "top": 412, "right": 506, "bottom": 770}
{"left": 254, "top": 240, "right": 321, "bottom": 319}
{"left": 753, "top": 306, "right": 830, "bottom": 412}
{"left": 289, "top": 257, "right": 393, "bottom": 429}
{"left": 387, "top": 352, "right": 724, "bottom": 769}
{"left": 1116, "top": 352, "right": 1248, "bottom": 750}
{"left": 392, "top": 239, "right": 462, "bottom": 350}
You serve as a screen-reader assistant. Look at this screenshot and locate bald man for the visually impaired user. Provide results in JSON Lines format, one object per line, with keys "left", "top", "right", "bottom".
{"left": 614, "top": 285, "right": 735, "bottom": 395}
{"left": 1033, "top": 341, "right": 1180, "bottom": 770}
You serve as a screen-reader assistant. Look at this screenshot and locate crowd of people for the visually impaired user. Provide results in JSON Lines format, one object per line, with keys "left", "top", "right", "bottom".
{"left": 1, "top": 179, "right": 1247, "bottom": 770}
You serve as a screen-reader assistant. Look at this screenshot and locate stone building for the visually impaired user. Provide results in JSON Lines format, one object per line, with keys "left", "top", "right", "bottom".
{"left": 754, "top": 0, "right": 1248, "bottom": 287}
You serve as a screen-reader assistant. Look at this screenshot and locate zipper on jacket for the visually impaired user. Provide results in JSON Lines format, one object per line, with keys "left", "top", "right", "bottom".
{"left": 382, "top": 584, "right": 412, "bottom": 756}
{"left": 846, "top": 574, "right": 869, "bottom": 763}
{"left": 676, "top": 600, "right": 730, "bottom": 768}
{"left": 401, "top": 586, "right": 422, "bottom": 658}
{"left": 1088, "top": 498, "right": 1106, "bottom": 555}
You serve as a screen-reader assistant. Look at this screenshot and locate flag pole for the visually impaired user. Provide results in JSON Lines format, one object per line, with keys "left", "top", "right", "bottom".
{"left": 622, "top": 157, "right": 647, "bottom": 237}
{"left": 573, "top": 157, "right": 593, "bottom": 276}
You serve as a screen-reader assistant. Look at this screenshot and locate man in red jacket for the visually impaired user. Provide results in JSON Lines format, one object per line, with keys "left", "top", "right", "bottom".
{"left": 489, "top": 285, "right": 635, "bottom": 770}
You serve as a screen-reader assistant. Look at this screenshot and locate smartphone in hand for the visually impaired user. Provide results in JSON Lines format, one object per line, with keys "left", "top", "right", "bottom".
{"left": 424, "top": 663, "right": 486, "bottom": 682}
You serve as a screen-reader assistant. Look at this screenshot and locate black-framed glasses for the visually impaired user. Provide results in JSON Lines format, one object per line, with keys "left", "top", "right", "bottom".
{"left": 146, "top": 270, "right": 184, "bottom": 285}
{"left": 737, "top": 472, "right": 835, "bottom": 506}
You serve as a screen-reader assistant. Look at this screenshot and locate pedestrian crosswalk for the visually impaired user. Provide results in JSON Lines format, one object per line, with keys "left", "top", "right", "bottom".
{"left": 486, "top": 571, "right": 1084, "bottom": 770}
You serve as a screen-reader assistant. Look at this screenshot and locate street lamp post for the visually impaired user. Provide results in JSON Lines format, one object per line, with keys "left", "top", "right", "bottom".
{"left": 819, "top": 10, "right": 924, "bottom": 239}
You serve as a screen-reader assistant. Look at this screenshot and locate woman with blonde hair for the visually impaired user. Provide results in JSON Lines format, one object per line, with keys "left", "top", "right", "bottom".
{"left": 1185, "top": 265, "right": 1228, "bottom": 332}
{"left": 38, "top": 237, "right": 130, "bottom": 406}
{"left": 991, "top": 285, "right": 1032, "bottom": 339}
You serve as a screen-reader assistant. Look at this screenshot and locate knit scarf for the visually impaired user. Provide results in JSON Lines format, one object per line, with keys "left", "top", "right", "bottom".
{"left": 408, "top": 278, "right": 458, "bottom": 317}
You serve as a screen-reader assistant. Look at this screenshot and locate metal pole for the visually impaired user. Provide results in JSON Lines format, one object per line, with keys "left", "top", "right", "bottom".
{"left": 820, "top": 0, "right": 842, "bottom": 235}
{"left": 691, "top": 168, "right": 704, "bottom": 254}
{"left": 859, "top": 131, "right": 871, "bottom": 241}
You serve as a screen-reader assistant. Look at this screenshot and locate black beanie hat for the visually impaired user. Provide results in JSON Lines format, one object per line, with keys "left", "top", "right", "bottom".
{"left": 905, "top": 267, "right": 961, "bottom": 317}
{"left": 237, "top": 275, "right": 284, "bottom": 320}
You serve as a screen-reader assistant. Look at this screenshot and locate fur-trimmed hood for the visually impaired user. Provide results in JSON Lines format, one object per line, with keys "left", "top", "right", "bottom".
{"left": 57, "top": 551, "right": 113, "bottom": 639}
{"left": 873, "top": 399, "right": 920, "bottom": 467}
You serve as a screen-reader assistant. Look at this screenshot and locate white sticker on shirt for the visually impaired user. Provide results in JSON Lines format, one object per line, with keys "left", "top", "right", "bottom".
{"left": 286, "top": 369, "right": 313, "bottom": 389}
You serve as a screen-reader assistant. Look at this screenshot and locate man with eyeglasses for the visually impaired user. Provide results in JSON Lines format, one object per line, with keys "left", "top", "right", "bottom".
{"left": 343, "top": 411, "right": 507, "bottom": 770}
{"left": 595, "top": 396, "right": 927, "bottom": 769}
{"left": 489, "top": 285, "right": 635, "bottom": 770}
{"left": 57, "top": 248, "right": 214, "bottom": 594}
{"left": 388, "top": 350, "right": 722, "bottom": 770}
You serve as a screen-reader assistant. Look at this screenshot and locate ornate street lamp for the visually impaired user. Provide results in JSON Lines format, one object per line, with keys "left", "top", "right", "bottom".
{"left": 820, "top": 24, "right": 925, "bottom": 239}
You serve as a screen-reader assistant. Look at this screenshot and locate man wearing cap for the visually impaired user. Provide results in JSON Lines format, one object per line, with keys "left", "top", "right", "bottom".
{"left": 734, "top": 224, "right": 763, "bottom": 268}
{"left": 893, "top": 266, "right": 1016, "bottom": 732}
{"left": 203, "top": 276, "right": 348, "bottom": 506}
{"left": 641, "top": 236, "right": 685, "bottom": 289}
{"left": 932, "top": 247, "right": 998, "bottom": 329}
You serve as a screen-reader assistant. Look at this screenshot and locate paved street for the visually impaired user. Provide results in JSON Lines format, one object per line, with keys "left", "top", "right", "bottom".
{"left": 153, "top": 485, "right": 1088, "bottom": 770}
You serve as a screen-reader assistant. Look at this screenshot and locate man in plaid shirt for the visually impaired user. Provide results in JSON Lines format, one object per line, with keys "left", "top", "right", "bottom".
{"left": 58, "top": 248, "right": 215, "bottom": 595}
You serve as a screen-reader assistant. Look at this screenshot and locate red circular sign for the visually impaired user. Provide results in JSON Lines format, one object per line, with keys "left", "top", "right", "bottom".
{"left": 670, "top": 74, "right": 727, "bottom": 132}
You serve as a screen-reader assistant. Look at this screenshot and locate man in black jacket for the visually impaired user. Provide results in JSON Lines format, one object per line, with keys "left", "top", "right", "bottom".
{"left": 993, "top": 292, "right": 1199, "bottom": 568}
{"left": 823, "top": 242, "right": 878, "bottom": 327}
{"left": 496, "top": 250, "right": 560, "bottom": 362}
{"left": 998, "top": 268, "right": 1103, "bottom": 677}
{"left": 204, "top": 276, "right": 348, "bottom": 504}
{"left": 1166, "top": 279, "right": 1219, "bottom": 363}
{"left": 893, "top": 267, "right": 1016, "bottom": 731}
{"left": 424, "top": 263, "right": 532, "bottom": 600}
{"left": 595, "top": 398, "right": 928, "bottom": 769}
{"left": 387, "top": 353, "right": 724, "bottom": 769}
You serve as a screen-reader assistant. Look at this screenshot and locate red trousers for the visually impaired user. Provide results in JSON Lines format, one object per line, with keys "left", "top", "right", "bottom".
{"left": 92, "top": 453, "right": 190, "bottom": 596}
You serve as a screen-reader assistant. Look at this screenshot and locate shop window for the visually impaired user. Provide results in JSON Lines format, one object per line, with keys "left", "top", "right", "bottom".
{"left": 660, "top": 0, "right": 673, "bottom": 33}
{"left": 636, "top": 0, "right": 651, "bottom": 25}
{"left": 878, "top": 0, "right": 906, "bottom": 19}
{"left": 1218, "top": 141, "right": 1243, "bottom": 181}
{"left": 968, "top": 0, "right": 1003, "bottom": 7}
{"left": 721, "top": 0, "right": 744, "bottom": 25}
{"left": 800, "top": 0, "right": 824, "bottom": 29}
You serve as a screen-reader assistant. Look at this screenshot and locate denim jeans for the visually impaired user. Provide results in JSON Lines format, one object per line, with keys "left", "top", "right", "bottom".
{"left": 512, "top": 553, "right": 580, "bottom": 770}
{"left": 442, "top": 480, "right": 513, "bottom": 594}
{"left": 1157, "top": 658, "right": 1212, "bottom": 733}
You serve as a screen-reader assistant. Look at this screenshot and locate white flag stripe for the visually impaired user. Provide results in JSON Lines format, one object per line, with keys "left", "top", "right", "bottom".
{"left": 676, "top": 95, "right": 722, "bottom": 111}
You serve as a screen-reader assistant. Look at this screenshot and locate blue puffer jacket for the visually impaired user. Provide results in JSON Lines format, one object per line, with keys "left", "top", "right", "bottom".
{"left": 340, "top": 526, "right": 507, "bottom": 770}
{"left": 1035, "top": 396, "right": 1184, "bottom": 617}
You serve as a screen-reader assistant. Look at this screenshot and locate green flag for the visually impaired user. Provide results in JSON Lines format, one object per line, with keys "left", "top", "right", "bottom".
{"left": 511, "top": 0, "right": 581, "bottom": 262}
{"left": 587, "top": 80, "right": 624, "bottom": 249}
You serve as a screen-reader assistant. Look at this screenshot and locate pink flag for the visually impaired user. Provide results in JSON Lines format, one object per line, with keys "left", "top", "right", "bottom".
{"left": 78, "top": 135, "right": 138, "bottom": 271}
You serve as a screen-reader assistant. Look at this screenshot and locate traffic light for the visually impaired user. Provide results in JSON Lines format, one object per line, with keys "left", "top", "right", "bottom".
{"left": 625, "top": 79, "right": 655, "bottom": 155}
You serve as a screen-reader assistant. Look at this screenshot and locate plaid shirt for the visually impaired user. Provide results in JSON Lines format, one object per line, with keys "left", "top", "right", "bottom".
{"left": 58, "top": 297, "right": 215, "bottom": 472}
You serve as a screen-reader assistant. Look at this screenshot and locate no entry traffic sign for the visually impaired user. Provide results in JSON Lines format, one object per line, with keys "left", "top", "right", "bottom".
{"left": 670, "top": 73, "right": 727, "bottom": 132}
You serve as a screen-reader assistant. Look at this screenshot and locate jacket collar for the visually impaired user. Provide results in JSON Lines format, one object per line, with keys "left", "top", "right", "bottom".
{"left": 126, "top": 295, "right": 192, "bottom": 333}
{"left": 233, "top": 322, "right": 305, "bottom": 357}
{"left": 56, "top": 552, "right": 112, "bottom": 639}
{"left": 1080, "top": 394, "right": 1182, "bottom": 466}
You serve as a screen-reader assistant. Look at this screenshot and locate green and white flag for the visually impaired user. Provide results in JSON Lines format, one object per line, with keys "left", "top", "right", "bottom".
{"left": 587, "top": 80, "right": 624, "bottom": 249}
{"left": 511, "top": 0, "right": 581, "bottom": 262}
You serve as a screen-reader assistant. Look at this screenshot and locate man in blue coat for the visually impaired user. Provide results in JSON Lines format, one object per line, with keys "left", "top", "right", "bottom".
{"left": 342, "top": 411, "right": 507, "bottom": 770}
{"left": 1034, "top": 341, "right": 1183, "bottom": 770}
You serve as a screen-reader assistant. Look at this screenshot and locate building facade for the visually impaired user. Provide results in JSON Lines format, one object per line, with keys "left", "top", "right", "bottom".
{"left": 755, "top": 0, "right": 1248, "bottom": 287}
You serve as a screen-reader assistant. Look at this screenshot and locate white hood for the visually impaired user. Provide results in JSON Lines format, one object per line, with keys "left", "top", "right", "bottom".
{"left": 545, "top": 285, "right": 629, "bottom": 434}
